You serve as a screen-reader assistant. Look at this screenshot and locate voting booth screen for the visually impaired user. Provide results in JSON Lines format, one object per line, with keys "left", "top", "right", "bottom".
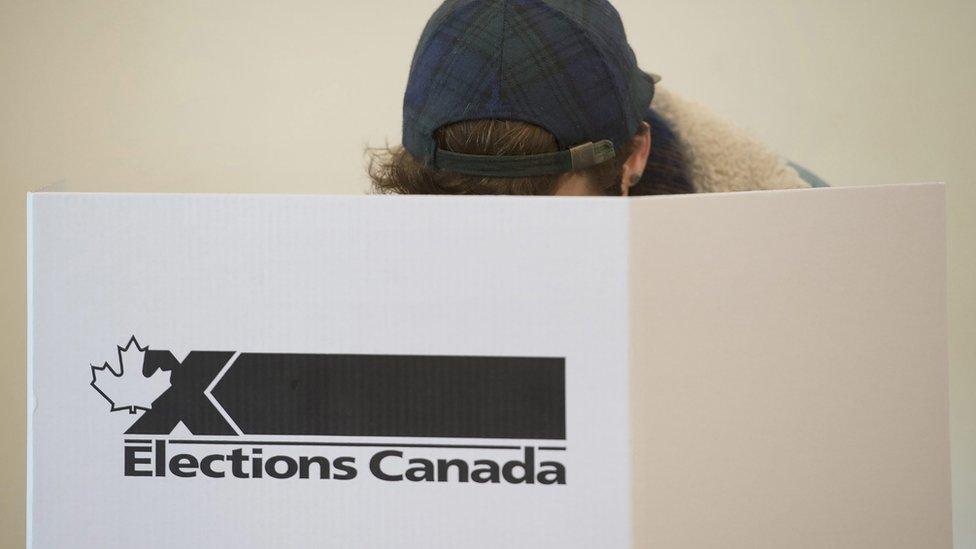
{"left": 28, "top": 187, "right": 950, "bottom": 548}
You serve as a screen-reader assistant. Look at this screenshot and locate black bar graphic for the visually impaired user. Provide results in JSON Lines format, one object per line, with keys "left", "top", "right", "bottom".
{"left": 211, "top": 354, "right": 565, "bottom": 440}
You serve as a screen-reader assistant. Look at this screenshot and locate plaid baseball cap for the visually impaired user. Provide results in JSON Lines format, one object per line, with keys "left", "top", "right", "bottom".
{"left": 402, "top": 0, "right": 659, "bottom": 177}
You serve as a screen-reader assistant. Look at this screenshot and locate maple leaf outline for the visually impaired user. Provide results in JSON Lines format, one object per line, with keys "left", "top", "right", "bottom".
{"left": 90, "top": 336, "right": 172, "bottom": 414}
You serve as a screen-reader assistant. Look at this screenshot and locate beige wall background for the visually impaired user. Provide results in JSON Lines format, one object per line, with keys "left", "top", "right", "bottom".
{"left": 1, "top": 0, "right": 973, "bottom": 546}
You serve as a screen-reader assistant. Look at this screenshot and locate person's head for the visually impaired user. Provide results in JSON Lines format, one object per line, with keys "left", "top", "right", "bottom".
{"left": 369, "top": 0, "right": 657, "bottom": 196}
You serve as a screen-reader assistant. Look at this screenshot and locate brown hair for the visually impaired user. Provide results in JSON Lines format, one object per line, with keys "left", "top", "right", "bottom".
{"left": 368, "top": 119, "right": 634, "bottom": 196}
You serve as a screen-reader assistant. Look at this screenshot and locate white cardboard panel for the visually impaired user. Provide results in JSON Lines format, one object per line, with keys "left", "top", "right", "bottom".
{"left": 29, "top": 194, "right": 631, "bottom": 549}
{"left": 630, "top": 184, "right": 950, "bottom": 548}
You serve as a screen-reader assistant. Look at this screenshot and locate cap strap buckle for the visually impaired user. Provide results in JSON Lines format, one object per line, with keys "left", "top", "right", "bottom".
{"left": 570, "top": 140, "right": 616, "bottom": 171}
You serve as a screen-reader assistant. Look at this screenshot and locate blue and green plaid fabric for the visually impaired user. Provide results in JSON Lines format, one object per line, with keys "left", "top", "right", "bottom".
{"left": 403, "top": 0, "right": 657, "bottom": 169}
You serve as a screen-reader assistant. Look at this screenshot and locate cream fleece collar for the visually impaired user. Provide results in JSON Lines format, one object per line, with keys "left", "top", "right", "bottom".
{"left": 650, "top": 88, "right": 810, "bottom": 192}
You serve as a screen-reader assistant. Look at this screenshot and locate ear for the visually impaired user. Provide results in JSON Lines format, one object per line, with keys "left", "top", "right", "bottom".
{"left": 619, "top": 121, "right": 651, "bottom": 197}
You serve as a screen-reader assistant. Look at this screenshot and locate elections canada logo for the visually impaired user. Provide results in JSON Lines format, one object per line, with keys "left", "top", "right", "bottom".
{"left": 90, "top": 336, "right": 567, "bottom": 485}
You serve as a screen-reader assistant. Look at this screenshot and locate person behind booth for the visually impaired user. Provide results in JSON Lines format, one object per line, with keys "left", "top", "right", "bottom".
{"left": 368, "top": 0, "right": 828, "bottom": 197}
